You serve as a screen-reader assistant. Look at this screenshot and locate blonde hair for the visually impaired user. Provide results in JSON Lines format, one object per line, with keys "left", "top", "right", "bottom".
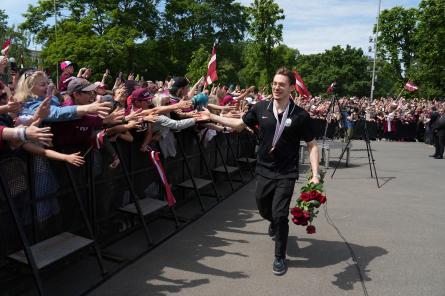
{"left": 152, "top": 93, "right": 170, "bottom": 107}
{"left": 14, "top": 71, "right": 47, "bottom": 102}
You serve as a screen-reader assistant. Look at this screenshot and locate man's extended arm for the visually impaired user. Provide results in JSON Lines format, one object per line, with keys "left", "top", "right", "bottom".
{"left": 306, "top": 140, "right": 320, "bottom": 184}
{"left": 196, "top": 108, "right": 246, "bottom": 132}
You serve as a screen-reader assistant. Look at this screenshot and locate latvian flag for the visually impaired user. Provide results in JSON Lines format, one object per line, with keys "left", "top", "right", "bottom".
{"left": 93, "top": 129, "right": 106, "bottom": 149}
{"left": 148, "top": 150, "right": 176, "bottom": 207}
{"left": 404, "top": 81, "right": 418, "bottom": 92}
{"left": 293, "top": 70, "right": 311, "bottom": 98}
{"left": 327, "top": 81, "right": 337, "bottom": 93}
{"left": 204, "top": 45, "right": 218, "bottom": 87}
{"left": 1, "top": 39, "right": 11, "bottom": 55}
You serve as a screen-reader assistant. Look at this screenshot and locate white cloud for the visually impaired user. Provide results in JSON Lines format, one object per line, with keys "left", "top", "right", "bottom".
{"left": 238, "top": 0, "right": 421, "bottom": 54}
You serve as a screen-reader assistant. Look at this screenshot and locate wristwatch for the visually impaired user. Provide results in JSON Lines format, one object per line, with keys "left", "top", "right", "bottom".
{"left": 313, "top": 173, "right": 321, "bottom": 179}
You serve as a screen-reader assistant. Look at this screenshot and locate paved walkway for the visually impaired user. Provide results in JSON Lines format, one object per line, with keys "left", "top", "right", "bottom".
{"left": 90, "top": 141, "right": 445, "bottom": 296}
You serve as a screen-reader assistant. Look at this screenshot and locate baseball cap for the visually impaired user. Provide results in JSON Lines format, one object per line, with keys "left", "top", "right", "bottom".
{"left": 60, "top": 60, "right": 73, "bottom": 70}
{"left": 131, "top": 88, "right": 154, "bottom": 102}
{"left": 67, "top": 78, "right": 97, "bottom": 94}
{"left": 94, "top": 81, "right": 106, "bottom": 89}
{"left": 170, "top": 77, "right": 189, "bottom": 90}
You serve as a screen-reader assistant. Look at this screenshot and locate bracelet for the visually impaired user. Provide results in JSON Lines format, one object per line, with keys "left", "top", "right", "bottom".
{"left": 14, "top": 127, "right": 26, "bottom": 141}
{"left": 23, "top": 127, "right": 28, "bottom": 141}
{"left": 313, "top": 173, "right": 321, "bottom": 179}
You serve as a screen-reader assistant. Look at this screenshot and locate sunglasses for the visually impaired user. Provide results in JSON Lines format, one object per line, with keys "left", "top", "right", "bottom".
{"left": 80, "top": 90, "right": 96, "bottom": 95}
{"left": 23, "top": 70, "right": 37, "bottom": 80}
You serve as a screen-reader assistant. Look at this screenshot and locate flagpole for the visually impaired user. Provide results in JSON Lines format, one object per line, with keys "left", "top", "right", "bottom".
{"left": 370, "top": 0, "right": 382, "bottom": 102}
{"left": 54, "top": 0, "right": 59, "bottom": 86}
{"left": 395, "top": 87, "right": 404, "bottom": 100}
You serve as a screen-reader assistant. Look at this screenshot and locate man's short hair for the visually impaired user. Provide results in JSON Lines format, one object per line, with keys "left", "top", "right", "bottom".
{"left": 275, "top": 67, "right": 296, "bottom": 86}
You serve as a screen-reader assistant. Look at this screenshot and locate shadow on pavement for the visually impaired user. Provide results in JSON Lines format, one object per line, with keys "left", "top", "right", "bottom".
{"left": 287, "top": 237, "right": 388, "bottom": 290}
{"left": 119, "top": 208, "right": 261, "bottom": 296}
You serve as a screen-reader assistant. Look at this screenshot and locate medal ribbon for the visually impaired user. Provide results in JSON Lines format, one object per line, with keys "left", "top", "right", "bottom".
{"left": 271, "top": 100, "right": 290, "bottom": 151}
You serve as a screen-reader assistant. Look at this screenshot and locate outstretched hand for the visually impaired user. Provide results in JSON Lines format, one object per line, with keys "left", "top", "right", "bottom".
{"left": 194, "top": 107, "right": 212, "bottom": 122}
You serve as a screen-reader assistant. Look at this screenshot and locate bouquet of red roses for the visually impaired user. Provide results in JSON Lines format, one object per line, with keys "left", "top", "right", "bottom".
{"left": 290, "top": 173, "right": 326, "bottom": 234}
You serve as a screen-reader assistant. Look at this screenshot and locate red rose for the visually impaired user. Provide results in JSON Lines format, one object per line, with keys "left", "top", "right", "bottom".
{"left": 301, "top": 219, "right": 308, "bottom": 226}
{"left": 306, "top": 225, "right": 316, "bottom": 234}
{"left": 303, "top": 210, "right": 311, "bottom": 219}
{"left": 291, "top": 207, "right": 303, "bottom": 217}
{"left": 309, "top": 191, "right": 319, "bottom": 200}
{"left": 300, "top": 192, "right": 311, "bottom": 202}
{"left": 318, "top": 195, "right": 327, "bottom": 204}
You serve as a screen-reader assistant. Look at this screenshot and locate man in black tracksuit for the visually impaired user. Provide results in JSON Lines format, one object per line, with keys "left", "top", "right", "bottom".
{"left": 432, "top": 113, "right": 445, "bottom": 159}
{"left": 197, "top": 68, "right": 320, "bottom": 276}
{"left": 429, "top": 107, "right": 443, "bottom": 159}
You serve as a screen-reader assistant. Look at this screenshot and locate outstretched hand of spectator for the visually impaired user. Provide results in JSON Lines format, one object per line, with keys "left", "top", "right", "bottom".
{"left": 64, "top": 152, "right": 85, "bottom": 167}
{"left": 194, "top": 107, "right": 212, "bottom": 122}
{"left": 88, "top": 98, "right": 112, "bottom": 118}
{"left": 77, "top": 68, "right": 87, "bottom": 78}
{"left": 143, "top": 114, "right": 159, "bottom": 123}
{"left": 175, "top": 99, "right": 192, "bottom": 110}
{"left": 0, "top": 83, "right": 22, "bottom": 113}
{"left": 29, "top": 97, "right": 51, "bottom": 126}
{"left": 103, "top": 108, "right": 125, "bottom": 125}
{"left": 1, "top": 100, "right": 22, "bottom": 114}
{"left": 25, "top": 125, "right": 53, "bottom": 147}
{"left": 0, "top": 56, "right": 8, "bottom": 74}
{"left": 126, "top": 108, "right": 143, "bottom": 122}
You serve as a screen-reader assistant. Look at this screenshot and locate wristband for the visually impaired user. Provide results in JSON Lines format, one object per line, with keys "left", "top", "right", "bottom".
{"left": 14, "top": 127, "right": 26, "bottom": 141}
{"left": 23, "top": 127, "right": 28, "bottom": 141}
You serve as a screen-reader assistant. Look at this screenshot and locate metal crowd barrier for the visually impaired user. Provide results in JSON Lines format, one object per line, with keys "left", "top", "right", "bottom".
{"left": 0, "top": 129, "right": 256, "bottom": 296}
{"left": 311, "top": 118, "right": 422, "bottom": 141}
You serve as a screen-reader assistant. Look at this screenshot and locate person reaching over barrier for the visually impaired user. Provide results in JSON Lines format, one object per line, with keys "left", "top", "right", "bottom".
{"left": 195, "top": 67, "right": 320, "bottom": 276}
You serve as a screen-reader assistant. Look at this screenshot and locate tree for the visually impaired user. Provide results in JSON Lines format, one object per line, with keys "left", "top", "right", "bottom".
{"left": 246, "top": 0, "right": 284, "bottom": 85}
{"left": 186, "top": 44, "right": 210, "bottom": 83}
{"left": 0, "top": 9, "right": 32, "bottom": 71}
{"left": 19, "top": 0, "right": 159, "bottom": 81}
{"left": 377, "top": 6, "right": 417, "bottom": 81}
{"left": 413, "top": 0, "right": 445, "bottom": 98}
{"left": 295, "top": 45, "right": 371, "bottom": 97}
{"left": 161, "top": 0, "right": 248, "bottom": 76}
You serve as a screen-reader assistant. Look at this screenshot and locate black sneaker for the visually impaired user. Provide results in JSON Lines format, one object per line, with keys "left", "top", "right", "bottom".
{"left": 268, "top": 223, "right": 275, "bottom": 239}
{"left": 272, "top": 258, "right": 287, "bottom": 276}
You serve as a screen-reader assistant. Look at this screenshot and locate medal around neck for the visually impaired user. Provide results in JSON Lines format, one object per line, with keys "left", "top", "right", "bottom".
{"left": 285, "top": 118, "right": 292, "bottom": 127}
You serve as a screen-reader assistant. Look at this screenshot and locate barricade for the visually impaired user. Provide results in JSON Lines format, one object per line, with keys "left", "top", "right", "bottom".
{"left": 0, "top": 129, "right": 256, "bottom": 296}
{"left": 311, "top": 118, "right": 421, "bottom": 141}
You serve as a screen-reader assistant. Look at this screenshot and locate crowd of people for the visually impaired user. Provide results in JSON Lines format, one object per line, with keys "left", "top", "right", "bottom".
{"left": 1, "top": 50, "right": 445, "bottom": 280}
{"left": 1, "top": 56, "right": 445, "bottom": 165}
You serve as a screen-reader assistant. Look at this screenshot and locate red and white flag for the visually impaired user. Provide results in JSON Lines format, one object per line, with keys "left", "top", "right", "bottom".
{"left": 92, "top": 129, "right": 106, "bottom": 149}
{"left": 204, "top": 45, "right": 218, "bottom": 87}
{"left": 148, "top": 150, "right": 176, "bottom": 207}
{"left": 404, "top": 81, "right": 418, "bottom": 92}
{"left": 293, "top": 70, "right": 311, "bottom": 98}
{"left": 327, "top": 81, "right": 336, "bottom": 93}
{"left": 1, "top": 39, "right": 11, "bottom": 55}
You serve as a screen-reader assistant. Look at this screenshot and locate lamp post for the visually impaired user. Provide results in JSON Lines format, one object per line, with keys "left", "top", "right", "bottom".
{"left": 370, "top": 0, "right": 382, "bottom": 101}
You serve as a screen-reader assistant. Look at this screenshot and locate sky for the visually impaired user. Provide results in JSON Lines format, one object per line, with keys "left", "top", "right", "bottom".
{"left": 2, "top": 0, "right": 421, "bottom": 54}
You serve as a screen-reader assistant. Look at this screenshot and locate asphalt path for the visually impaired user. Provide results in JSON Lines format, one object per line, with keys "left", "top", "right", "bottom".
{"left": 90, "top": 141, "right": 445, "bottom": 296}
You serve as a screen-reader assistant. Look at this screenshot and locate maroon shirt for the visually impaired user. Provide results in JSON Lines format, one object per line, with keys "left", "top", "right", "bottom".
{"left": 58, "top": 72, "right": 74, "bottom": 92}
{"left": 51, "top": 115, "right": 103, "bottom": 147}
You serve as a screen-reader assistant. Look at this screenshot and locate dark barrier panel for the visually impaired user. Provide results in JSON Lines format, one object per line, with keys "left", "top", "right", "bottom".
{"left": 311, "top": 118, "right": 421, "bottom": 141}
{"left": 0, "top": 129, "right": 256, "bottom": 295}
